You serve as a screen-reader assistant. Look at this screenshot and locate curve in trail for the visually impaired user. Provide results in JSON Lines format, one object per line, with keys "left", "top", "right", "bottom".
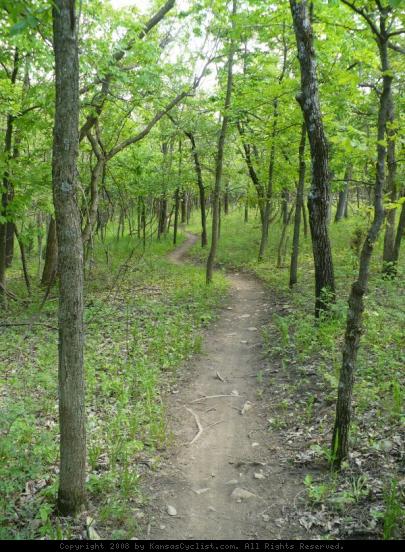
{"left": 142, "top": 233, "right": 308, "bottom": 540}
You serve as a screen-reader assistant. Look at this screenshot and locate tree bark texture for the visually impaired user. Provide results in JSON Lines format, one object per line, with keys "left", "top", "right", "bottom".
{"left": 289, "top": 122, "right": 306, "bottom": 287}
{"left": 290, "top": 0, "right": 335, "bottom": 317}
{"left": 52, "top": 0, "right": 86, "bottom": 515}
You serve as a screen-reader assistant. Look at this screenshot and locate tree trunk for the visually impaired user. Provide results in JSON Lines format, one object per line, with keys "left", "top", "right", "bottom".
{"left": 181, "top": 190, "right": 187, "bottom": 224}
{"left": 302, "top": 201, "right": 308, "bottom": 238}
{"left": 173, "top": 188, "right": 180, "bottom": 245}
{"left": 332, "top": 11, "right": 391, "bottom": 469}
{"left": 41, "top": 217, "right": 58, "bottom": 287}
{"left": 185, "top": 131, "right": 207, "bottom": 247}
{"left": 281, "top": 188, "right": 289, "bottom": 225}
{"left": 5, "top": 222, "right": 15, "bottom": 267}
{"left": 290, "top": 0, "right": 335, "bottom": 317}
{"left": 37, "top": 213, "right": 44, "bottom": 277}
{"left": 289, "top": 122, "right": 306, "bottom": 287}
{"left": 52, "top": 0, "right": 86, "bottom": 515}
{"left": 277, "top": 205, "right": 294, "bottom": 268}
{"left": 392, "top": 194, "right": 405, "bottom": 266}
{"left": 244, "top": 196, "right": 249, "bottom": 223}
{"left": 14, "top": 226, "right": 31, "bottom": 295}
{"left": 382, "top": 95, "right": 398, "bottom": 276}
{"left": 335, "top": 165, "right": 352, "bottom": 222}
{"left": 142, "top": 198, "right": 146, "bottom": 249}
{"left": 224, "top": 184, "right": 229, "bottom": 215}
{"left": 158, "top": 196, "right": 167, "bottom": 239}
{"left": 0, "top": 48, "right": 19, "bottom": 308}
{"left": 206, "top": 0, "right": 236, "bottom": 283}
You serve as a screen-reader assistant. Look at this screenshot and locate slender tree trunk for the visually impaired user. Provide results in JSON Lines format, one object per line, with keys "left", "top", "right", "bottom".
{"left": 258, "top": 99, "right": 278, "bottom": 262}
{"left": 185, "top": 132, "right": 207, "bottom": 247}
{"left": 158, "top": 196, "right": 167, "bottom": 239}
{"left": 290, "top": 0, "right": 335, "bottom": 317}
{"left": 382, "top": 96, "right": 398, "bottom": 276}
{"left": 137, "top": 198, "right": 141, "bottom": 239}
{"left": 41, "top": 217, "right": 58, "bottom": 287}
{"left": 302, "top": 201, "right": 308, "bottom": 238}
{"left": 173, "top": 188, "right": 180, "bottom": 245}
{"left": 289, "top": 122, "right": 306, "bottom": 287}
{"left": 224, "top": 184, "right": 229, "bottom": 215}
{"left": 0, "top": 49, "right": 19, "bottom": 308}
{"left": 258, "top": 200, "right": 271, "bottom": 261}
{"left": 335, "top": 165, "right": 352, "bottom": 222}
{"left": 181, "top": 190, "right": 186, "bottom": 224}
{"left": 5, "top": 222, "right": 15, "bottom": 267}
{"left": 277, "top": 205, "right": 294, "bottom": 268}
{"left": 332, "top": 12, "right": 391, "bottom": 469}
{"left": 52, "top": 0, "right": 86, "bottom": 515}
{"left": 244, "top": 196, "right": 249, "bottom": 223}
{"left": 206, "top": 0, "right": 236, "bottom": 283}
{"left": 142, "top": 199, "right": 146, "bottom": 250}
{"left": 14, "top": 226, "right": 31, "bottom": 295}
{"left": 37, "top": 213, "right": 43, "bottom": 277}
{"left": 281, "top": 188, "right": 289, "bottom": 225}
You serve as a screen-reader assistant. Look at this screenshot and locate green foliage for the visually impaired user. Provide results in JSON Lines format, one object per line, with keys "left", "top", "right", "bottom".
{"left": 0, "top": 230, "right": 227, "bottom": 538}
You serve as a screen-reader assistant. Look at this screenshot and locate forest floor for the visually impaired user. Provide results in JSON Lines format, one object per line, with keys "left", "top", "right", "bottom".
{"left": 139, "top": 233, "right": 312, "bottom": 539}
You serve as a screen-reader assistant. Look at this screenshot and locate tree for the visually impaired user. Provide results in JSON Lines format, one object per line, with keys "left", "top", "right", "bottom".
{"left": 206, "top": 0, "right": 237, "bottom": 284}
{"left": 289, "top": 0, "right": 335, "bottom": 317}
{"left": 52, "top": 0, "right": 86, "bottom": 515}
{"left": 332, "top": 0, "right": 400, "bottom": 469}
{"left": 289, "top": 121, "right": 306, "bottom": 287}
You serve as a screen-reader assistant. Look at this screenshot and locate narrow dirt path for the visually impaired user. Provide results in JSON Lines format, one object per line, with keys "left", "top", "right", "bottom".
{"left": 141, "top": 233, "right": 308, "bottom": 540}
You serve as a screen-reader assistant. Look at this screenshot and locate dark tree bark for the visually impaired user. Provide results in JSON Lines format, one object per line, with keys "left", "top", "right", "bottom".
{"left": 141, "top": 198, "right": 146, "bottom": 249}
{"left": 224, "top": 184, "right": 229, "bottom": 215}
{"left": 5, "top": 222, "right": 15, "bottom": 267}
{"left": 281, "top": 188, "right": 289, "bottom": 226}
{"left": 289, "top": 122, "right": 306, "bottom": 287}
{"left": 36, "top": 213, "right": 44, "bottom": 277}
{"left": 181, "top": 190, "right": 187, "bottom": 224}
{"left": 237, "top": 122, "right": 265, "bottom": 225}
{"left": 335, "top": 165, "right": 352, "bottom": 222}
{"left": 290, "top": 0, "right": 335, "bottom": 317}
{"left": 0, "top": 48, "right": 19, "bottom": 307}
{"left": 52, "top": 0, "right": 86, "bottom": 515}
{"left": 206, "top": 0, "right": 236, "bottom": 283}
{"left": 382, "top": 95, "right": 398, "bottom": 276}
{"left": 14, "top": 226, "right": 31, "bottom": 296}
{"left": 158, "top": 197, "right": 167, "bottom": 239}
{"left": 332, "top": 2, "right": 392, "bottom": 469}
{"left": 184, "top": 131, "right": 207, "bottom": 247}
{"left": 277, "top": 204, "right": 294, "bottom": 268}
{"left": 41, "top": 217, "right": 58, "bottom": 287}
{"left": 173, "top": 188, "right": 180, "bottom": 245}
{"left": 302, "top": 201, "right": 308, "bottom": 238}
{"left": 244, "top": 196, "right": 249, "bottom": 223}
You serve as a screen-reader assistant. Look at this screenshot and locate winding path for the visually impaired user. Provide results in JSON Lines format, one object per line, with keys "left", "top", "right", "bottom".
{"left": 141, "top": 233, "right": 308, "bottom": 540}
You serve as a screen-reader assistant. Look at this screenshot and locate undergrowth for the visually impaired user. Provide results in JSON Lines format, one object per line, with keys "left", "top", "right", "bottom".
{"left": 189, "top": 207, "right": 404, "bottom": 539}
{"left": 0, "top": 228, "right": 227, "bottom": 539}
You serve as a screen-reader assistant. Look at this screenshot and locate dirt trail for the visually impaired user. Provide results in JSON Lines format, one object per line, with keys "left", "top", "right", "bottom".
{"left": 141, "top": 233, "right": 308, "bottom": 540}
